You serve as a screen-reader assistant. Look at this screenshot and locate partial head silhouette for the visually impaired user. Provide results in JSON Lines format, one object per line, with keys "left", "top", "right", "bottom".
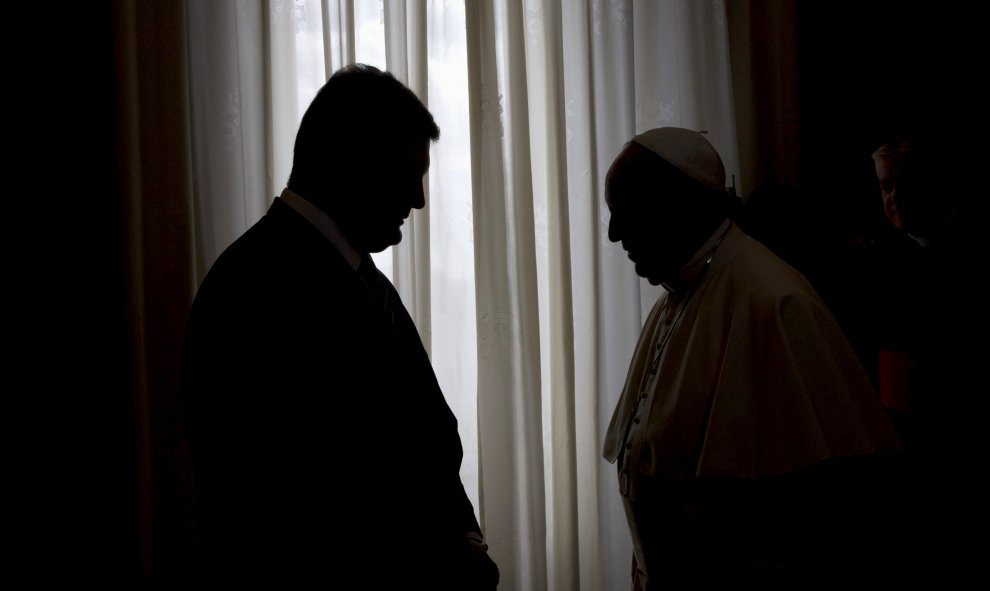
{"left": 288, "top": 64, "right": 440, "bottom": 253}
{"left": 605, "top": 127, "right": 734, "bottom": 286}
{"left": 872, "top": 131, "right": 956, "bottom": 239}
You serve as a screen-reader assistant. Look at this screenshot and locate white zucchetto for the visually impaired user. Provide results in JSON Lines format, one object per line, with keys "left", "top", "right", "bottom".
{"left": 632, "top": 127, "right": 726, "bottom": 193}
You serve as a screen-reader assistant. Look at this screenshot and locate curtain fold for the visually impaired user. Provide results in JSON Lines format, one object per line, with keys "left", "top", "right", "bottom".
{"left": 518, "top": 2, "right": 579, "bottom": 589}
{"left": 558, "top": 3, "right": 604, "bottom": 588}
{"left": 466, "top": 2, "right": 548, "bottom": 588}
{"left": 385, "top": 0, "right": 433, "bottom": 349}
{"left": 323, "top": 0, "right": 356, "bottom": 75}
{"left": 186, "top": 0, "right": 269, "bottom": 281}
{"left": 114, "top": 0, "right": 197, "bottom": 579}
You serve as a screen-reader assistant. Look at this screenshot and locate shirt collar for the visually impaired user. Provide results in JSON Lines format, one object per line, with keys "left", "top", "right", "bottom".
{"left": 279, "top": 187, "right": 363, "bottom": 271}
{"left": 662, "top": 218, "right": 732, "bottom": 296}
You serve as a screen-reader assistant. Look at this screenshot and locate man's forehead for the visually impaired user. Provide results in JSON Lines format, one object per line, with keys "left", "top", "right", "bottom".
{"left": 875, "top": 155, "right": 897, "bottom": 176}
{"left": 379, "top": 139, "right": 430, "bottom": 166}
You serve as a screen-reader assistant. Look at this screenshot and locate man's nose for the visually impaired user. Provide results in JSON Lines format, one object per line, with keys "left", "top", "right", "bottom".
{"left": 882, "top": 186, "right": 896, "bottom": 206}
{"left": 607, "top": 217, "right": 620, "bottom": 243}
{"left": 412, "top": 180, "right": 426, "bottom": 210}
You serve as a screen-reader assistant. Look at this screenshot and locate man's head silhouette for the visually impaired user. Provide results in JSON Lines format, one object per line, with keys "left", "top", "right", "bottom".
{"left": 288, "top": 64, "right": 439, "bottom": 253}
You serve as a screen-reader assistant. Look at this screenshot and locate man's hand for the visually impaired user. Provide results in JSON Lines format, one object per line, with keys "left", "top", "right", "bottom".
{"left": 463, "top": 532, "right": 499, "bottom": 590}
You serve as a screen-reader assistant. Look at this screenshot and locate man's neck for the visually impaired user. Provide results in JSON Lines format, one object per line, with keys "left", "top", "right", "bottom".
{"left": 279, "top": 187, "right": 363, "bottom": 271}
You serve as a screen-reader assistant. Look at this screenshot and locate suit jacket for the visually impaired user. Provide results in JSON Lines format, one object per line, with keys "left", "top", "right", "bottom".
{"left": 179, "top": 197, "right": 480, "bottom": 586}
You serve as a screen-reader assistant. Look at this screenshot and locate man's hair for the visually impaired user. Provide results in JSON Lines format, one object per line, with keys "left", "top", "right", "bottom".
{"left": 872, "top": 128, "right": 951, "bottom": 176}
{"left": 871, "top": 129, "right": 951, "bottom": 194}
{"left": 871, "top": 132, "right": 919, "bottom": 165}
{"left": 871, "top": 127, "right": 968, "bottom": 235}
{"left": 287, "top": 64, "right": 439, "bottom": 194}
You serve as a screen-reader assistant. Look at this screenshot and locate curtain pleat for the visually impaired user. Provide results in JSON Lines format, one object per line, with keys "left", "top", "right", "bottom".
{"left": 559, "top": 2, "right": 607, "bottom": 588}
{"left": 323, "top": 0, "right": 356, "bottom": 75}
{"left": 114, "top": 0, "right": 197, "bottom": 579}
{"left": 518, "top": 2, "right": 579, "bottom": 589}
{"left": 385, "top": 0, "right": 433, "bottom": 349}
{"left": 466, "top": 2, "right": 548, "bottom": 588}
{"left": 186, "top": 0, "right": 268, "bottom": 281}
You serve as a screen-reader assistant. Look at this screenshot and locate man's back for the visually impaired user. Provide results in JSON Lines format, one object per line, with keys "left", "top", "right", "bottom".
{"left": 179, "top": 198, "right": 477, "bottom": 583}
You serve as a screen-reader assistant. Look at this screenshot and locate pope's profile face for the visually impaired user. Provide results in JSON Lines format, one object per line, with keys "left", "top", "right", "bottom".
{"left": 605, "top": 142, "right": 703, "bottom": 285}
{"left": 337, "top": 140, "right": 430, "bottom": 253}
{"left": 605, "top": 145, "right": 696, "bottom": 286}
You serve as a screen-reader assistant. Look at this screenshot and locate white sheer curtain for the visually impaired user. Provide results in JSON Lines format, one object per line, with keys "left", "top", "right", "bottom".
{"left": 185, "top": 1, "right": 737, "bottom": 589}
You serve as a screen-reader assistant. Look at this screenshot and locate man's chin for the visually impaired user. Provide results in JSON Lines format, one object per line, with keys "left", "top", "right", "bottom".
{"left": 367, "top": 229, "right": 403, "bottom": 253}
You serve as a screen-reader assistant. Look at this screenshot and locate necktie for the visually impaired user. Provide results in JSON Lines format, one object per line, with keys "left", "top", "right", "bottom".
{"left": 357, "top": 256, "right": 397, "bottom": 330}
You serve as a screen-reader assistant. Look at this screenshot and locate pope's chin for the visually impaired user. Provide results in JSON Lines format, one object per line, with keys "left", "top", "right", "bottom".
{"left": 631, "top": 261, "right": 654, "bottom": 283}
{"left": 633, "top": 262, "right": 669, "bottom": 287}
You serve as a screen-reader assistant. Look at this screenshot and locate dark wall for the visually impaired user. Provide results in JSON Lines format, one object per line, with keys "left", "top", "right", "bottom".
{"left": 11, "top": 2, "right": 137, "bottom": 583}
{"left": 796, "top": 1, "right": 985, "bottom": 239}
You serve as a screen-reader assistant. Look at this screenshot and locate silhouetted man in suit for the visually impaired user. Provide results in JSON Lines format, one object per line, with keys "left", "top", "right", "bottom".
{"left": 179, "top": 64, "right": 498, "bottom": 588}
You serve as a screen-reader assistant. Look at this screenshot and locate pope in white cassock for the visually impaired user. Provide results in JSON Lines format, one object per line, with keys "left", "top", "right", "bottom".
{"left": 602, "top": 128, "right": 904, "bottom": 588}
